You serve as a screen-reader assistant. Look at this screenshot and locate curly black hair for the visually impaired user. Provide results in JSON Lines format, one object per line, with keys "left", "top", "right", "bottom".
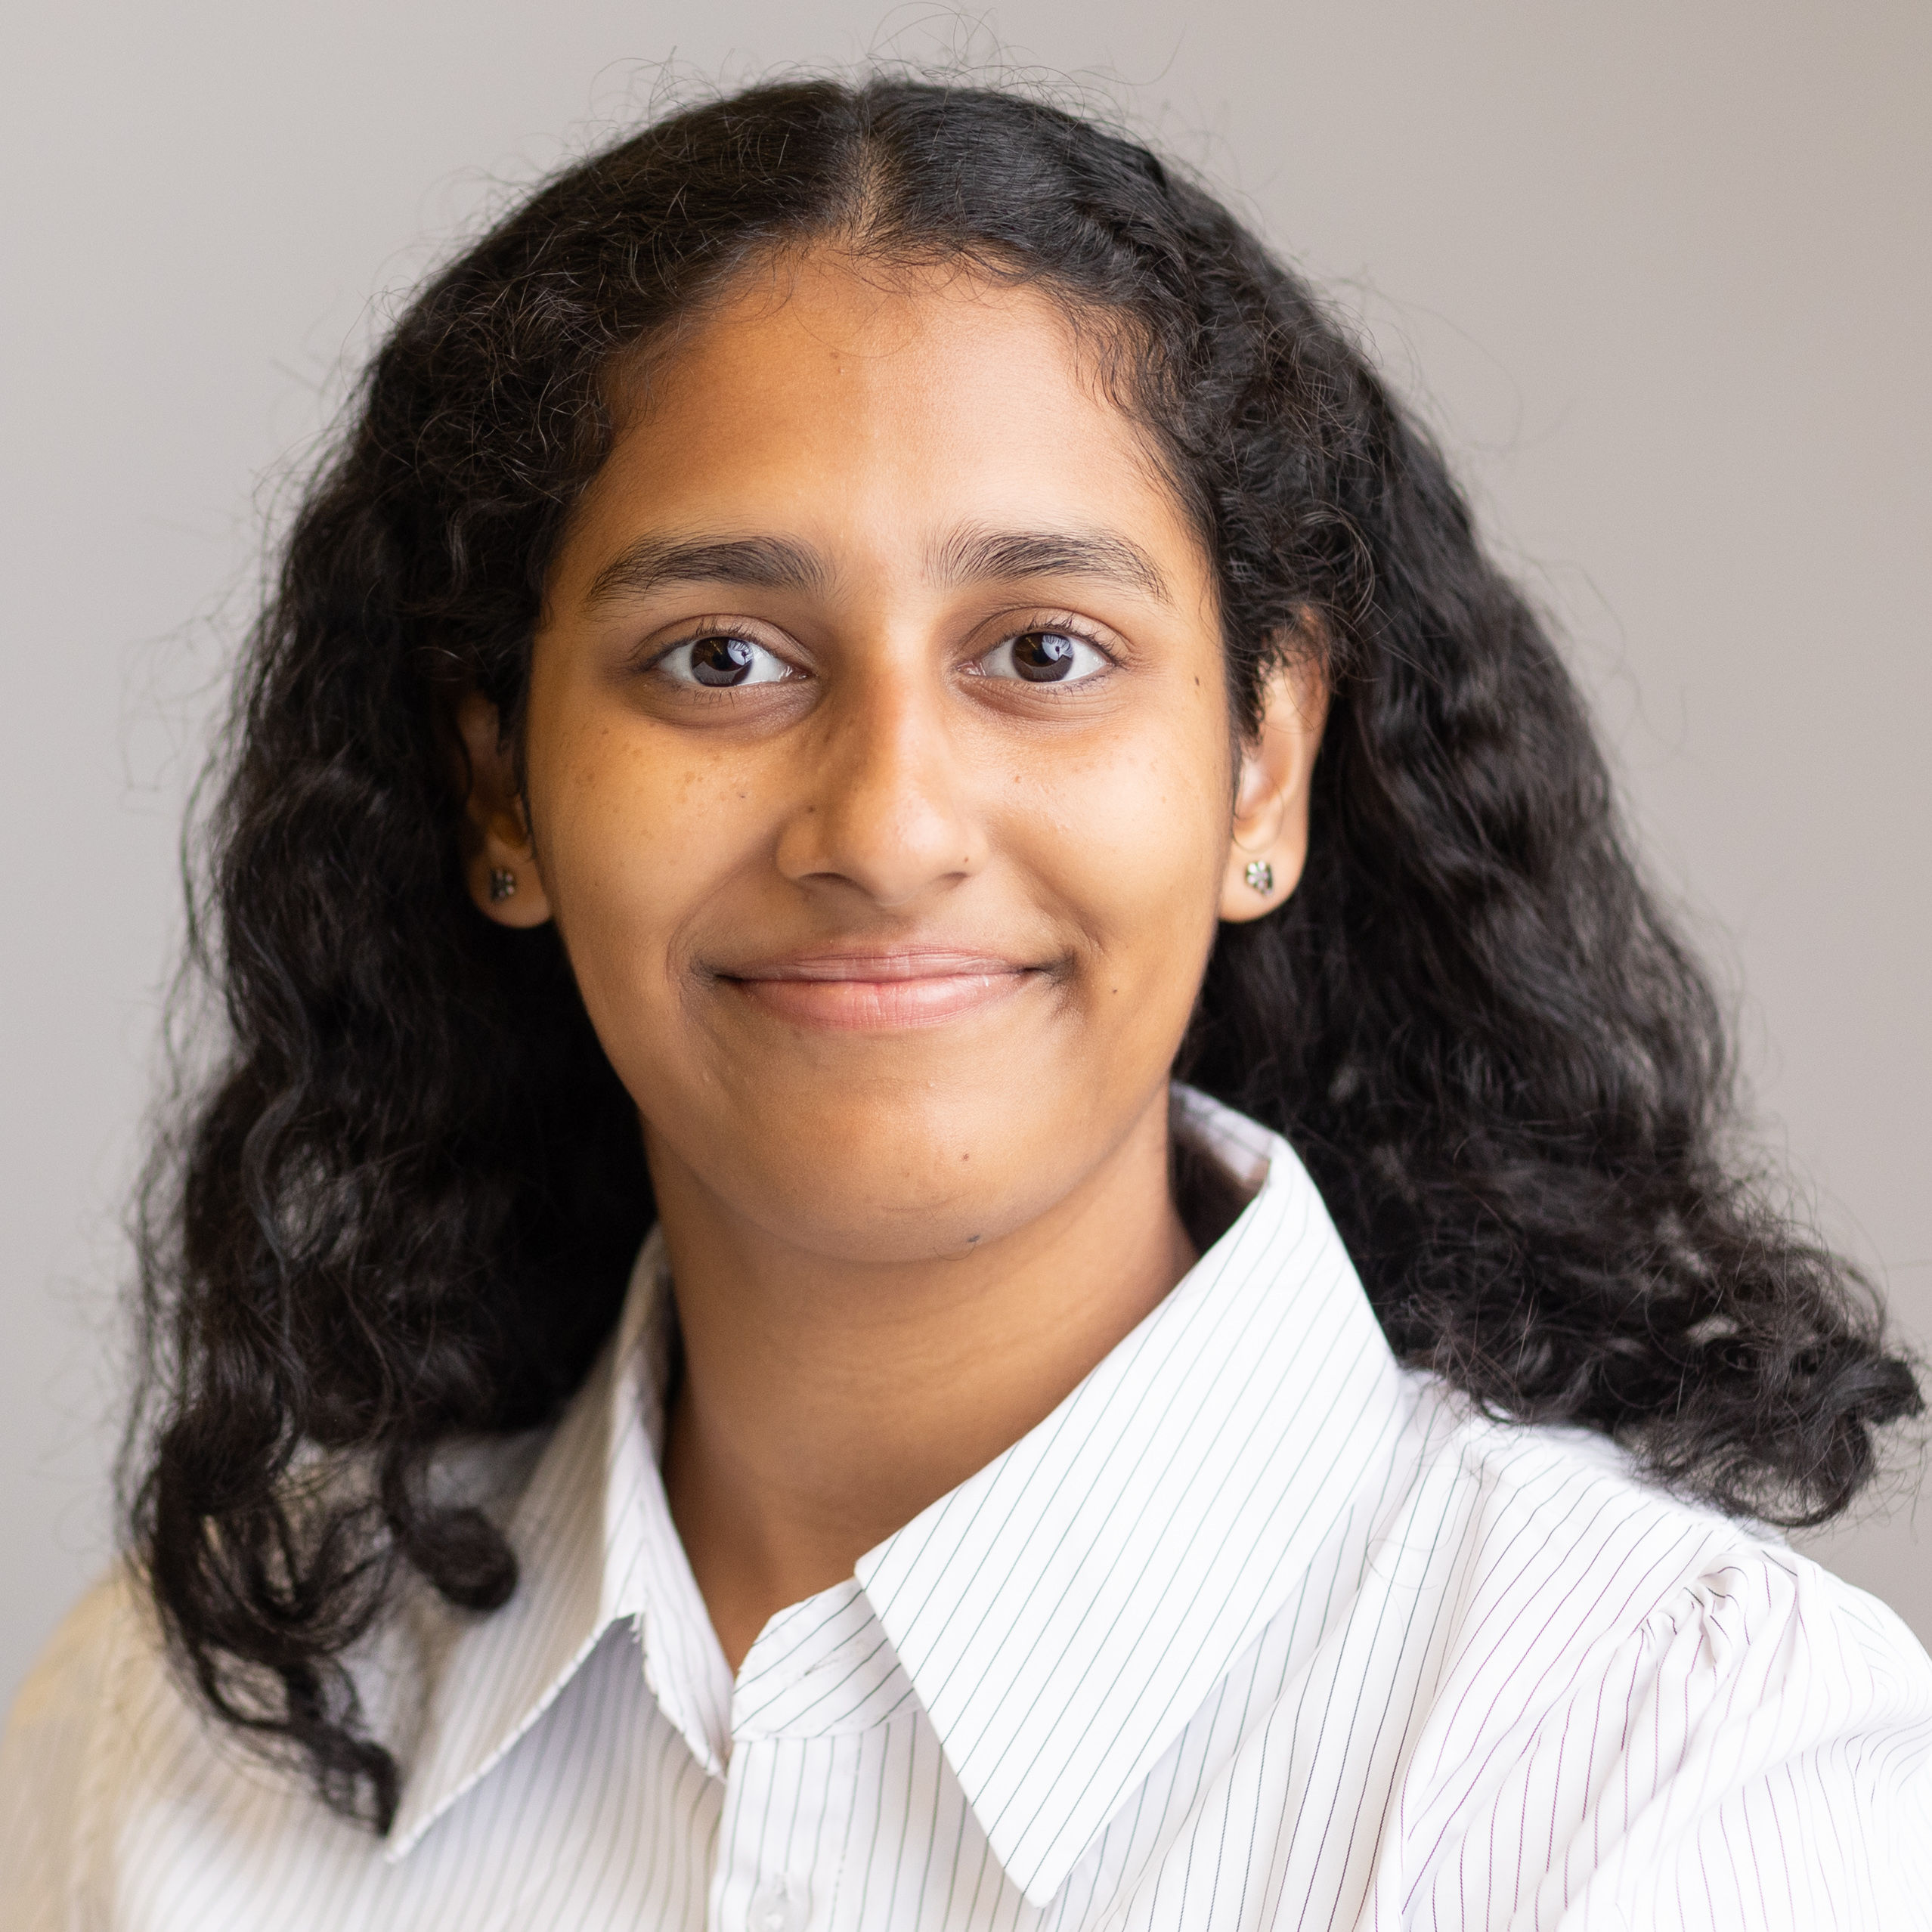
{"left": 125, "top": 73, "right": 1921, "bottom": 1833}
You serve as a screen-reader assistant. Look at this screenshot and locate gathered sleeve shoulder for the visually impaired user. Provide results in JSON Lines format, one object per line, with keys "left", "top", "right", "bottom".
{"left": 1404, "top": 1531, "right": 1932, "bottom": 1930}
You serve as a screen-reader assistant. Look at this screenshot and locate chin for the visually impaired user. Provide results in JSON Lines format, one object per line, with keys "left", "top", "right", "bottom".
{"left": 738, "top": 1112, "right": 1065, "bottom": 1264}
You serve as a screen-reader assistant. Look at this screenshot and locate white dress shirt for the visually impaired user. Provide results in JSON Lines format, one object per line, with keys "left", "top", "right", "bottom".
{"left": 6, "top": 1090, "right": 1931, "bottom": 1930}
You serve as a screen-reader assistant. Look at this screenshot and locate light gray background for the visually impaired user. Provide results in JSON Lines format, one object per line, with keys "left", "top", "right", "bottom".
{"left": 4, "top": 1, "right": 1927, "bottom": 1708}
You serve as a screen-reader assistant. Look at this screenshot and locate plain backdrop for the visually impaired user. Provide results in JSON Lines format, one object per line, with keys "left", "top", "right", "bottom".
{"left": 4, "top": 1, "right": 1928, "bottom": 1710}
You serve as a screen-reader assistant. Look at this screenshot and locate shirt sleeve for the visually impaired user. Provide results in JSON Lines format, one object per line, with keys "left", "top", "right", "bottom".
{"left": 1, "top": 1573, "right": 131, "bottom": 1931}
{"left": 1416, "top": 1544, "right": 1932, "bottom": 1931}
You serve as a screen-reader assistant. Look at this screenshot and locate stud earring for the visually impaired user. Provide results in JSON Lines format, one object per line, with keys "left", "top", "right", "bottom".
{"left": 1244, "top": 859, "right": 1274, "bottom": 896}
{"left": 488, "top": 867, "right": 517, "bottom": 903}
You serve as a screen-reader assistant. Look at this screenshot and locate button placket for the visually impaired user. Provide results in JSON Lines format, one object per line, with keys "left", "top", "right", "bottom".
{"left": 714, "top": 1579, "right": 886, "bottom": 1932}
{"left": 745, "top": 1872, "right": 809, "bottom": 1932}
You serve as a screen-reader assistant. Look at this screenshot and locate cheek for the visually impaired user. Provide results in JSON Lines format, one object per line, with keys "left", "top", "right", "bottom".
{"left": 534, "top": 723, "right": 760, "bottom": 1011}
{"left": 1008, "top": 723, "right": 1230, "bottom": 995}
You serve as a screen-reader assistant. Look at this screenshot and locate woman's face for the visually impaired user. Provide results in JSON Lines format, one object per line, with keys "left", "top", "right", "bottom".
{"left": 466, "top": 252, "right": 1318, "bottom": 1265}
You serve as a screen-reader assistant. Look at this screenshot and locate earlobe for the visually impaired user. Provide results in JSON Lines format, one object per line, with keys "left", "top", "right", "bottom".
{"left": 456, "top": 691, "right": 553, "bottom": 929}
{"left": 1218, "top": 655, "right": 1329, "bottom": 925}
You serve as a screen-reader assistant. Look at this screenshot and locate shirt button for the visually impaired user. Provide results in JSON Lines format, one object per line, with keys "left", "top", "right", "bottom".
{"left": 747, "top": 1875, "right": 808, "bottom": 1932}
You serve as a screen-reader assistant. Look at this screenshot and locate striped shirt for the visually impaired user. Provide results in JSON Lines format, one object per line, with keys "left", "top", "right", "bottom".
{"left": 5, "top": 1089, "right": 1931, "bottom": 1930}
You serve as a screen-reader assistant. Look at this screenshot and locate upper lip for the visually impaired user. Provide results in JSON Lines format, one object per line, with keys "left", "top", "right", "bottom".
{"left": 718, "top": 947, "right": 1037, "bottom": 981}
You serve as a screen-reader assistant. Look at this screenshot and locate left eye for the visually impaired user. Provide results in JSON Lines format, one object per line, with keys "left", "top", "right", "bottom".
{"left": 658, "top": 634, "right": 796, "bottom": 688}
{"left": 977, "top": 630, "right": 1109, "bottom": 685}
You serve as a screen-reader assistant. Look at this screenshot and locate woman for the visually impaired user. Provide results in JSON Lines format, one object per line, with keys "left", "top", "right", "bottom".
{"left": 4, "top": 74, "right": 1927, "bottom": 1930}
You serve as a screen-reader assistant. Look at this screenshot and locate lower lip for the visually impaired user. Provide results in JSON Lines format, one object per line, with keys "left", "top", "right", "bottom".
{"left": 729, "top": 970, "right": 1034, "bottom": 1030}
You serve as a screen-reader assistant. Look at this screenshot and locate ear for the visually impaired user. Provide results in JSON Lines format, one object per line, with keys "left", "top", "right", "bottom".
{"left": 1218, "top": 651, "right": 1330, "bottom": 923}
{"left": 456, "top": 691, "right": 552, "bottom": 928}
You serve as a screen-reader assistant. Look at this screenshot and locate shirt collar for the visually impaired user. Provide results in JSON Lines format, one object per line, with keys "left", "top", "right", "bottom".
{"left": 386, "top": 1228, "right": 729, "bottom": 1859}
{"left": 388, "top": 1089, "right": 1413, "bottom": 1903}
{"left": 856, "top": 1088, "right": 1412, "bottom": 1902}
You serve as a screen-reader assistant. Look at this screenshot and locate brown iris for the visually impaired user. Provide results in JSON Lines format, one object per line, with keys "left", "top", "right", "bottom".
{"left": 692, "top": 636, "right": 759, "bottom": 685}
{"left": 1011, "top": 631, "right": 1077, "bottom": 682}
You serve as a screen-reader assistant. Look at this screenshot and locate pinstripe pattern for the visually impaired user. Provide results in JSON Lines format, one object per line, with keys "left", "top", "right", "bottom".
{"left": 6, "top": 1088, "right": 1931, "bottom": 1929}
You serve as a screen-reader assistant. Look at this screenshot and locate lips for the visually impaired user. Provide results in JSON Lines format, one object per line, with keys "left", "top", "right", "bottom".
{"left": 718, "top": 949, "right": 1041, "bottom": 1031}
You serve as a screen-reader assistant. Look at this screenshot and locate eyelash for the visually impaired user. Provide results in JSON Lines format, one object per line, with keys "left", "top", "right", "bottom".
{"left": 968, "top": 616, "right": 1117, "bottom": 690}
{"left": 639, "top": 625, "right": 798, "bottom": 695}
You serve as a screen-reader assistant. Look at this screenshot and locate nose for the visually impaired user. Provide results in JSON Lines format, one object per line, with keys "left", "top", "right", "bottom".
{"left": 772, "top": 661, "right": 986, "bottom": 909}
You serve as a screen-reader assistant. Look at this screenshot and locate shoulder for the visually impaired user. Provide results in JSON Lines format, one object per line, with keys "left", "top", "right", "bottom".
{"left": 1396, "top": 1373, "right": 1921, "bottom": 1652}
{"left": 1, "top": 1562, "right": 389, "bottom": 1929}
{"left": 2, "top": 1568, "right": 159, "bottom": 1924}
{"left": 1389, "top": 1373, "right": 1932, "bottom": 1713}
{"left": 1380, "top": 1379, "right": 1932, "bottom": 1926}
{"left": 4, "top": 1565, "right": 155, "bottom": 1760}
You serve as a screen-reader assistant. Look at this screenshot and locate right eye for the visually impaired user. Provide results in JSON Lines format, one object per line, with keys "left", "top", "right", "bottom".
{"left": 656, "top": 634, "right": 797, "bottom": 688}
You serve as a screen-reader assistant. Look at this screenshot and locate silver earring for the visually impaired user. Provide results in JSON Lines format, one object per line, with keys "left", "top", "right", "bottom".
{"left": 488, "top": 867, "right": 517, "bottom": 903}
{"left": 1244, "top": 859, "right": 1274, "bottom": 896}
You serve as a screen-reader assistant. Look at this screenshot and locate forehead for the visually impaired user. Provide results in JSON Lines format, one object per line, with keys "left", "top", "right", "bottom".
{"left": 562, "top": 251, "right": 1209, "bottom": 595}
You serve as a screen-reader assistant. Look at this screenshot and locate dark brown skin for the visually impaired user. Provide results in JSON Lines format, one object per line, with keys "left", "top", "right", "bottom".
{"left": 460, "top": 251, "right": 1326, "bottom": 1670}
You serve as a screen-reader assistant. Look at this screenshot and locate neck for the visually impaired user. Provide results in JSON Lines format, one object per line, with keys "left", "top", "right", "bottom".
{"left": 655, "top": 1085, "right": 1195, "bottom": 1673}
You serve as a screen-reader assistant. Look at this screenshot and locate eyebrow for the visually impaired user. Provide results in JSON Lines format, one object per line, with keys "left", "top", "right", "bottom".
{"left": 584, "top": 534, "right": 831, "bottom": 609}
{"left": 927, "top": 525, "right": 1170, "bottom": 602}
{"left": 581, "top": 523, "right": 1170, "bottom": 610}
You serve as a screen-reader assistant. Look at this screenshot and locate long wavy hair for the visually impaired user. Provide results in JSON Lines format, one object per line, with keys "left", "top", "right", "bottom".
{"left": 126, "top": 74, "right": 1921, "bottom": 1831}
